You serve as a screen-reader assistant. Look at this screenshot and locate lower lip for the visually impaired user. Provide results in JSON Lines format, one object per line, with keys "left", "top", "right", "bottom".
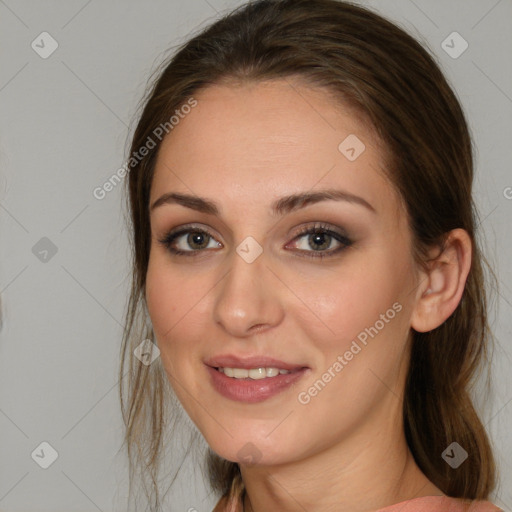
{"left": 206, "top": 365, "right": 309, "bottom": 403}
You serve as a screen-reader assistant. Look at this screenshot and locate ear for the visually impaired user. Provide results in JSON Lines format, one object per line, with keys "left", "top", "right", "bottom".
{"left": 410, "top": 228, "right": 472, "bottom": 333}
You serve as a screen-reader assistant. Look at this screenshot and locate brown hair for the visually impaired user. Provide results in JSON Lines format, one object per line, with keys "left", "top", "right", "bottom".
{"left": 119, "top": 0, "right": 499, "bottom": 509}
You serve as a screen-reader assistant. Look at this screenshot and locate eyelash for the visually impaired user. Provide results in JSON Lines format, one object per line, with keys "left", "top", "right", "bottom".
{"left": 157, "top": 222, "right": 353, "bottom": 259}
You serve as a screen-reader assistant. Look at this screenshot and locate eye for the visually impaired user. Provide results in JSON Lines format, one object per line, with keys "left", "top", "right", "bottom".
{"left": 157, "top": 225, "right": 222, "bottom": 256}
{"left": 157, "top": 222, "right": 352, "bottom": 259}
{"left": 286, "top": 222, "right": 352, "bottom": 259}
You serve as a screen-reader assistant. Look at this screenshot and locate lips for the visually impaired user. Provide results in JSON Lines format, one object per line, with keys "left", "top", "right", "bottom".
{"left": 204, "top": 354, "right": 310, "bottom": 403}
{"left": 204, "top": 354, "right": 308, "bottom": 372}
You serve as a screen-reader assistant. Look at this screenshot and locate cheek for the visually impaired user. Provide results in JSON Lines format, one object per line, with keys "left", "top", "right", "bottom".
{"left": 285, "top": 254, "right": 406, "bottom": 355}
{"left": 145, "top": 260, "right": 204, "bottom": 403}
{"left": 145, "top": 262, "right": 176, "bottom": 332}
{"left": 145, "top": 255, "right": 213, "bottom": 361}
{"left": 145, "top": 254, "right": 200, "bottom": 331}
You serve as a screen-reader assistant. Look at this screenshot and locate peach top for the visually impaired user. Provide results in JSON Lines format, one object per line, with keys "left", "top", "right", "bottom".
{"left": 212, "top": 494, "right": 504, "bottom": 512}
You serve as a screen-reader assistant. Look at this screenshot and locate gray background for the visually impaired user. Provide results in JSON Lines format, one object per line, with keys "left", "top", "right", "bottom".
{"left": 0, "top": 0, "right": 511, "bottom": 511}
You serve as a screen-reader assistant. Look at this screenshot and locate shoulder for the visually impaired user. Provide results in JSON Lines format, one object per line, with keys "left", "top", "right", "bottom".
{"left": 376, "top": 495, "right": 504, "bottom": 512}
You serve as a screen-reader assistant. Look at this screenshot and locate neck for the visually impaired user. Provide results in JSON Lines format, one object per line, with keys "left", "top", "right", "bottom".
{"left": 239, "top": 396, "right": 442, "bottom": 512}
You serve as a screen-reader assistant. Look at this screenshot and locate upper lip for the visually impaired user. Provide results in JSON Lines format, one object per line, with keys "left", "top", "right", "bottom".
{"left": 204, "top": 354, "right": 308, "bottom": 371}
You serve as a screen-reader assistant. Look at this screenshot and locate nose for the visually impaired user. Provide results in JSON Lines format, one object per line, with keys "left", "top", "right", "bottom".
{"left": 212, "top": 247, "right": 285, "bottom": 338}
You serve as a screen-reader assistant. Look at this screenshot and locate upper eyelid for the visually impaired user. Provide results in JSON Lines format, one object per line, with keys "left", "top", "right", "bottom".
{"left": 165, "top": 222, "right": 346, "bottom": 239}
{"left": 286, "top": 226, "right": 351, "bottom": 250}
{"left": 166, "top": 224, "right": 222, "bottom": 244}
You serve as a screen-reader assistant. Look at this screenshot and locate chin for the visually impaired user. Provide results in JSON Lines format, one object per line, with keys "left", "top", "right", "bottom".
{"left": 203, "top": 427, "right": 299, "bottom": 467}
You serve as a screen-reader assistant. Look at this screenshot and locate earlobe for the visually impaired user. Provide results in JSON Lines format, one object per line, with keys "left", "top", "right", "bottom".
{"left": 410, "top": 228, "right": 472, "bottom": 333}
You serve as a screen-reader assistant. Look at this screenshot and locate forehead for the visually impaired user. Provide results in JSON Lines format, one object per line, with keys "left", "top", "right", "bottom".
{"left": 150, "top": 79, "right": 402, "bottom": 222}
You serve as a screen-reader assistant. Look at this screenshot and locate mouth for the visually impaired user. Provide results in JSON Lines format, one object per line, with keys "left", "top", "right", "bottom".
{"left": 204, "top": 355, "right": 310, "bottom": 403}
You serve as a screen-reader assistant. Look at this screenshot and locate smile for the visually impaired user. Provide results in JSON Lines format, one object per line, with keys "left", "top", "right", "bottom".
{"left": 207, "top": 365, "right": 309, "bottom": 403}
{"left": 218, "top": 367, "right": 292, "bottom": 379}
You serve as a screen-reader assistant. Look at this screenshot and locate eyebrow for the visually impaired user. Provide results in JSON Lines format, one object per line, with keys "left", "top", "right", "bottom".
{"left": 149, "top": 188, "right": 376, "bottom": 216}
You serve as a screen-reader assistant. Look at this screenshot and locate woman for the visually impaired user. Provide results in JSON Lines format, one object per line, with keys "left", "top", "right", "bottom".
{"left": 119, "top": 1, "right": 505, "bottom": 510}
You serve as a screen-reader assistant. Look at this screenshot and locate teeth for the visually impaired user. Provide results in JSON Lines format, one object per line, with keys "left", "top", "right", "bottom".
{"left": 218, "top": 367, "right": 291, "bottom": 379}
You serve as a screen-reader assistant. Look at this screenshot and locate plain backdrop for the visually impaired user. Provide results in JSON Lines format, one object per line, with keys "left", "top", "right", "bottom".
{"left": 0, "top": 0, "right": 511, "bottom": 511}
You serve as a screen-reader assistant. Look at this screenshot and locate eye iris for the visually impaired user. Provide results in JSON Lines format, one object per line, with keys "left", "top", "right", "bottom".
{"left": 309, "top": 232, "right": 330, "bottom": 251}
{"left": 188, "top": 232, "right": 209, "bottom": 249}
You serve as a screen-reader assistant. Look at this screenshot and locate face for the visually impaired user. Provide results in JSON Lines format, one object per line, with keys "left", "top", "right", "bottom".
{"left": 145, "top": 79, "right": 420, "bottom": 466}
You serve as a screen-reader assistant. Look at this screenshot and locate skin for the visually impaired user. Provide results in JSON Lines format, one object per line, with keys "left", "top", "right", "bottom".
{"left": 145, "top": 79, "right": 472, "bottom": 512}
